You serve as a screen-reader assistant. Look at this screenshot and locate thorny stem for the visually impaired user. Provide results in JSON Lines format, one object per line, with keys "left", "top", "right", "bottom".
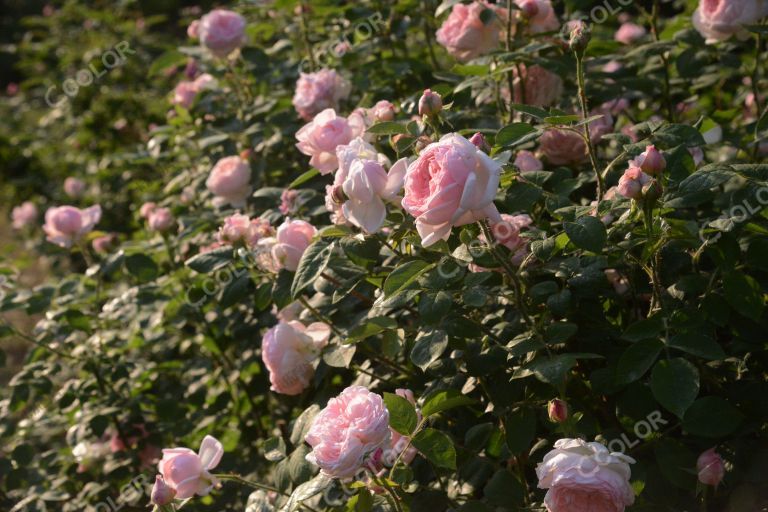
{"left": 372, "top": 474, "right": 404, "bottom": 512}
{"left": 574, "top": 52, "right": 605, "bottom": 202}
{"left": 506, "top": 0, "right": 520, "bottom": 122}
{"left": 650, "top": 0, "right": 675, "bottom": 122}
{"left": 298, "top": 1, "right": 316, "bottom": 71}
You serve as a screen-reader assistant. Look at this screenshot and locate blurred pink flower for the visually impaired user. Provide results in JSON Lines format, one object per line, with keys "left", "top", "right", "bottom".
{"left": 271, "top": 219, "right": 317, "bottom": 271}
{"left": 11, "top": 202, "right": 38, "bottom": 230}
{"left": 295, "top": 109, "right": 362, "bottom": 174}
{"left": 261, "top": 320, "right": 330, "bottom": 395}
{"left": 198, "top": 9, "right": 247, "bottom": 57}
{"left": 64, "top": 177, "right": 86, "bottom": 198}
{"left": 292, "top": 69, "right": 351, "bottom": 121}
{"left": 436, "top": 1, "right": 504, "bottom": 62}
{"left": 615, "top": 22, "right": 646, "bottom": 44}
{"left": 206, "top": 156, "right": 252, "bottom": 208}
{"left": 158, "top": 435, "right": 223, "bottom": 500}
{"left": 43, "top": 205, "right": 101, "bottom": 248}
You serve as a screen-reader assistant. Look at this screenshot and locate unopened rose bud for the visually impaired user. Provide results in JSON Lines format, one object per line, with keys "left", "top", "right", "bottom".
{"left": 372, "top": 100, "right": 396, "bottom": 122}
{"left": 519, "top": 0, "right": 539, "bottom": 19}
{"left": 640, "top": 145, "right": 666, "bottom": 175}
{"left": 547, "top": 399, "right": 569, "bottom": 423}
{"left": 569, "top": 21, "right": 591, "bottom": 53}
{"left": 469, "top": 132, "right": 490, "bottom": 153}
{"left": 239, "top": 149, "right": 253, "bottom": 160}
{"left": 418, "top": 89, "right": 443, "bottom": 117}
{"left": 697, "top": 448, "right": 725, "bottom": 487}
{"left": 151, "top": 475, "right": 176, "bottom": 506}
{"left": 642, "top": 179, "right": 662, "bottom": 202}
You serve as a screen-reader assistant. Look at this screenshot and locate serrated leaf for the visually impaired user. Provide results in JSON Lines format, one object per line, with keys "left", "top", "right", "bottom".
{"left": 421, "top": 389, "right": 475, "bottom": 417}
{"left": 384, "top": 392, "right": 418, "bottom": 436}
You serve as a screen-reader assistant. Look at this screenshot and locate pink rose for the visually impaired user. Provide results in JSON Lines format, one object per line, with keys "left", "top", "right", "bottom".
{"left": 43, "top": 205, "right": 102, "bottom": 248}
{"left": 490, "top": 213, "right": 533, "bottom": 264}
{"left": 514, "top": 150, "right": 543, "bottom": 171}
{"left": 172, "top": 81, "right": 197, "bottom": 109}
{"left": 11, "top": 201, "right": 38, "bottom": 230}
{"left": 615, "top": 22, "right": 646, "bottom": 44}
{"left": 547, "top": 399, "right": 569, "bottom": 423}
{"left": 295, "top": 109, "right": 361, "bottom": 174}
{"left": 509, "top": 64, "right": 564, "bottom": 107}
{"left": 372, "top": 100, "right": 396, "bottom": 122}
{"left": 697, "top": 448, "right": 725, "bottom": 487}
{"left": 139, "top": 202, "right": 157, "bottom": 219}
{"left": 630, "top": 145, "right": 666, "bottom": 175}
{"left": 515, "top": 0, "right": 560, "bottom": 33}
{"left": 206, "top": 156, "right": 252, "bottom": 208}
{"left": 158, "top": 435, "right": 224, "bottom": 500}
{"left": 147, "top": 207, "right": 175, "bottom": 232}
{"left": 617, "top": 166, "right": 651, "bottom": 199}
{"left": 217, "top": 214, "right": 273, "bottom": 247}
{"left": 436, "top": 1, "right": 504, "bottom": 62}
{"left": 340, "top": 158, "right": 408, "bottom": 234}
{"left": 469, "top": 132, "right": 491, "bottom": 153}
{"left": 305, "top": 386, "right": 391, "bottom": 479}
{"left": 292, "top": 69, "right": 351, "bottom": 121}
{"left": 692, "top": 0, "right": 768, "bottom": 42}
{"left": 537, "top": 438, "right": 635, "bottom": 512}
{"left": 92, "top": 234, "right": 117, "bottom": 254}
{"left": 271, "top": 219, "right": 317, "bottom": 271}
{"left": 402, "top": 133, "right": 502, "bottom": 246}
{"left": 187, "top": 19, "right": 200, "bottom": 39}
{"left": 279, "top": 189, "right": 299, "bottom": 215}
{"left": 605, "top": 269, "right": 630, "bottom": 295}
{"left": 539, "top": 129, "right": 588, "bottom": 166}
{"left": 261, "top": 320, "right": 331, "bottom": 395}
{"left": 151, "top": 475, "right": 176, "bottom": 506}
{"left": 589, "top": 110, "right": 615, "bottom": 143}
{"left": 64, "top": 177, "right": 86, "bottom": 198}
{"left": 418, "top": 89, "right": 443, "bottom": 117}
{"left": 198, "top": 9, "right": 246, "bottom": 57}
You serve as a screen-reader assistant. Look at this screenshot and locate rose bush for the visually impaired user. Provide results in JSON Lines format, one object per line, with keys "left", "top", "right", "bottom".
{"left": 1, "top": 1, "right": 767, "bottom": 511}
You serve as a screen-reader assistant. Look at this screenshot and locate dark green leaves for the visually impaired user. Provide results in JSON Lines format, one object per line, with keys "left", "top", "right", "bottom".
{"left": 723, "top": 272, "right": 764, "bottom": 321}
{"left": 496, "top": 123, "right": 538, "bottom": 148}
{"left": 384, "top": 392, "right": 418, "bottom": 436}
{"left": 185, "top": 246, "right": 233, "bottom": 273}
{"left": 410, "top": 329, "right": 449, "bottom": 371}
{"left": 421, "top": 389, "right": 475, "bottom": 417}
{"left": 615, "top": 339, "right": 664, "bottom": 385}
{"left": 683, "top": 397, "right": 744, "bottom": 438}
{"left": 291, "top": 240, "right": 333, "bottom": 299}
{"left": 366, "top": 122, "right": 408, "bottom": 135}
{"left": 124, "top": 253, "right": 159, "bottom": 281}
{"left": 651, "top": 358, "right": 699, "bottom": 418}
{"left": 383, "top": 260, "right": 433, "bottom": 297}
{"left": 412, "top": 428, "right": 456, "bottom": 469}
{"left": 564, "top": 216, "right": 607, "bottom": 253}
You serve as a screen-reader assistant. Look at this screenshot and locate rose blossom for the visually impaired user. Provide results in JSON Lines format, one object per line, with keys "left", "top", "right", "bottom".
{"left": 490, "top": 213, "right": 533, "bottom": 264}
{"left": 692, "top": 0, "right": 768, "bottom": 42}
{"left": 217, "top": 214, "right": 273, "bottom": 247}
{"left": 617, "top": 166, "right": 651, "bottom": 200}
{"left": 172, "top": 81, "right": 198, "bottom": 108}
{"left": 402, "top": 133, "right": 502, "bottom": 247}
{"left": 279, "top": 189, "right": 299, "bottom": 215}
{"left": 615, "top": 22, "right": 646, "bottom": 44}
{"left": 537, "top": 438, "right": 635, "bottom": 512}
{"left": 11, "top": 202, "right": 38, "bottom": 230}
{"left": 64, "top": 177, "right": 86, "bottom": 198}
{"left": 206, "top": 156, "right": 252, "bottom": 208}
{"left": 92, "top": 234, "right": 117, "bottom": 254}
{"left": 147, "top": 207, "right": 175, "bottom": 232}
{"left": 539, "top": 129, "right": 588, "bottom": 166}
{"left": 151, "top": 475, "right": 176, "bottom": 506}
{"left": 339, "top": 158, "right": 408, "bottom": 234}
{"left": 630, "top": 145, "right": 666, "bottom": 175}
{"left": 469, "top": 132, "right": 491, "bottom": 153}
{"left": 43, "top": 205, "right": 102, "bottom": 248}
{"left": 436, "top": 1, "right": 504, "bottom": 62}
{"left": 295, "top": 109, "right": 362, "bottom": 174}
{"left": 187, "top": 20, "right": 200, "bottom": 39}
{"left": 697, "top": 448, "right": 725, "bottom": 487}
{"left": 270, "top": 219, "right": 317, "bottom": 272}
{"left": 261, "top": 320, "right": 331, "bottom": 395}
{"left": 514, "top": 150, "right": 543, "bottom": 171}
{"left": 509, "top": 64, "right": 563, "bottom": 107}
{"left": 198, "top": 9, "right": 247, "bottom": 57}
{"left": 371, "top": 100, "right": 396, "bottom": 122}
{"left": 305, "top": 386, "right": 390, "bottom": 479}
{"left": 139, "top": 202, "right": 157, "bottom": 218}
{"left": 548, "top": 399, "right": 569, "bottom": 423}
{"left": 418, "top": 89, "right": 443, "bottom": 117}
{"left": 515, "top": 0, "right": 559, "bottom": 33}
{"left": 292, "top": 69, "right": 351, "bottom": 121}
{"left": 158, "top": 435, "right": 223, "bottom": 500}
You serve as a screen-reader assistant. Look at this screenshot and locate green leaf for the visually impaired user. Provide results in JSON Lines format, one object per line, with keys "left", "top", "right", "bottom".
{"left": 149, "top": 50, "right": 188, "bottom": 76}
{"left": 621, "top": 315, "right": 665, "bottom": 342}
{"left": 483, "top": 469, "right": 524, "bottom": 507}
{"left": 412, "top": 428, "right": 456, "bottom": 469}
{"left": 383, "top": 260, "right": 434, "bottom": 296}
{"left": 651, "top": 358, "right": 699, "bottom": 418}
{"left": 288, "top": 169, "right": 319, "bottom": 188}
{"left": 366, "top": 122, "right": 408, "bottom": 135}
{"left": 543, "top": 114, "right": 581, "bottom": 124}
{"left": 615, "top": 339, "right": 664, "bottom": 385}
{"left": 723, "top": 272, "right": 764, "bottom": 321}
{"left": 564, "top": 216, "right": 607, "bottom": 252}
{"left": 124, "top": 253, "right": 159, "bottom": 281}
{"left": 509, "top": 103, "right": 549, "bottom": 119}
{"left": 283, "top": 473, "right": 332, "bottom": 512}
{"left": 668, "top": 332, "right": 726, "bottom": 360}
{"left": 263, "top": 436, "right": 287, "bottom": 462}
{"left": 346, "top": 316, "right": 397, "bottom": 343}
{"left": 421, "top": 389, "right": 476, "bottom": 417}
{"left": 410, "top": 329, "right": 449, "bottom": 371}
{"left": 496, "top": 123, "right": 537, "bottom": 147}
{"left": 683, "top": 397, "right": 744, "bottom": 438}
{"left": 291, "top": 240, "right": 333, "bottom": 299}
{"left": 383, "top": 392, "right": 418, "bottom": 436}
{"left": 185, "top": 246, "right": 233, "bottom": 273}
{"left": 504, "top": 408, "right": 536, "bottom": 454}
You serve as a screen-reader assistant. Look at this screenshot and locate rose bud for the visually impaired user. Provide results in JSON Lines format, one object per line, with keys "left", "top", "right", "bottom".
{"left": 697, "top": 448, "right": 725, "bottom": 487}
{"left": 638, "top": 145, "right": 666, "bottom": 175}
{"left": 547, "top": 399, "right": 569, "bottom": 423}
{"left": 568, "top": 21, "right": 591, "bottom": 53}
{"left": 150, "top": 475, "right": 176, "bottom": 506}
{"left": 147, "top": 207, "right": 175, "bottom": 233}
{"left": 518, "top": 0, "right": 540, "bottom": 19}
{"left": 642, "top": 178, "right": 662, "bottom": 202}
{"left": 372, "top": 100, "right": 396, "bottom": 122}
{"left": 469, "top": 132, "right": 491, "bottom": 153}
{"left": 418, "top": 89, "right": 443, "bottom": 117}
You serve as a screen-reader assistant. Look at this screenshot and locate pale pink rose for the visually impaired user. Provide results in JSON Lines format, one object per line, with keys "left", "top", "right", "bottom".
{"left": 275, "top": 301, "right": 304, "bottom": 322}
{"left": 140, "top": 202, "right": 157, "bottom": 219}
{"left": 187, "top": 19, "right": 200, "bottom": 39}
{"left": 271, "top": 219, "right": 317, "bottom": 271}
{"left": 490, "top": 213, "right": 533, "bottom": 265}
{"left": 603, "top": 60, "right": 623, "bottom": 73}
{"left": 279, "top": 189, "right": 299, "bottom": 215}
{"left": 305, "top": 386, "right": 391, "bottom": 478}
{"left": 589, "top": 110, "right": 615, "bottom": 143}
{"left": 615, "top": 22, "right": 646, "bottom": 44}
{"left": 537, "top": 438, "right": 635, "bottom": 512}
{"left": 151, "top": 475, "right": 176, "bottom": 506}
{"left": 92, "top": 234, "right": 117, "bottom": 254}
{"left": 292, "top": 69, "right": 351, "bottom": 121}
{"left": 630, "top": 145, "right": 666, "bottom": 175}
{"left": 436, "top": 1, "right": 504, "bottom": 62}
{"left": 295, "top": 109, "right": 361, "bottom": 174}
{"left": 206, "top": 156, "right": 252, "bottom": 208}
{"left": 261, "top": 320, "right": 330, "bottom": 395}
{"left": 547, "top": 399, "right": 569, "bottom": 423}
{"left": 184, "top": 58, "right": 198, "bottom": 79}
{"left": 402, "top": 133, "right": 502, "bottom": 246}
{"left": 158, "top": 435, "right": 223, "bottom": 500}
{"left": 514, "top": 150, "right": 543, "bottom": 171}
{"left": 510, "top": 64, "right": 563, "bottom": 107}
{"left": 601, "top": 98, "right": 629, "bottom": 116}
{"left": 418, "top": 89, "right": 443, "bottom": 116}
{"left": 516, "top": 0, "right": 560, "bottom": 33}
{"left": 147, "top": 207, "right": 175, "bottom": 232}
{"left": 372, "top": 100, "right": 396, "bottom": 122}
{"left": 469, "top": 132, "right": 491, "bottom": 153}
{"left": 198, "top": 9, "right": 247, "bottom": 57}
{"left": 192, "top": 73, "right": 217, "bottom": 92}
{"left": 697, "top": 448, "right": 725, "bottom": 487}
{"left": 64, "top": 177, "right": 86, "bottom": 198}
{"left": 43, "top": 205, "right": 102, "bottom": 248}
{"left": 341, "top": 158, "right": 408, "bottom": 233}
{"left": 11, "top": 201, "right": 38, "bottom": 230}
{"left": 217, "top": 214, "right": 273, "bottom": 247}
{"left": 604, "top": 269, "right": 629, "bottom": 295}
{"left": 692, "top": 0, "right": 768, "bottom": 42}
{"left": 172, "top": 81, "right": 198, "bottom": 109}
{"left": 617, "top": 166, "right": 651, "bottom": 199}
{"left": 539, "top": 129, "right": 588, "bottom": 166}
